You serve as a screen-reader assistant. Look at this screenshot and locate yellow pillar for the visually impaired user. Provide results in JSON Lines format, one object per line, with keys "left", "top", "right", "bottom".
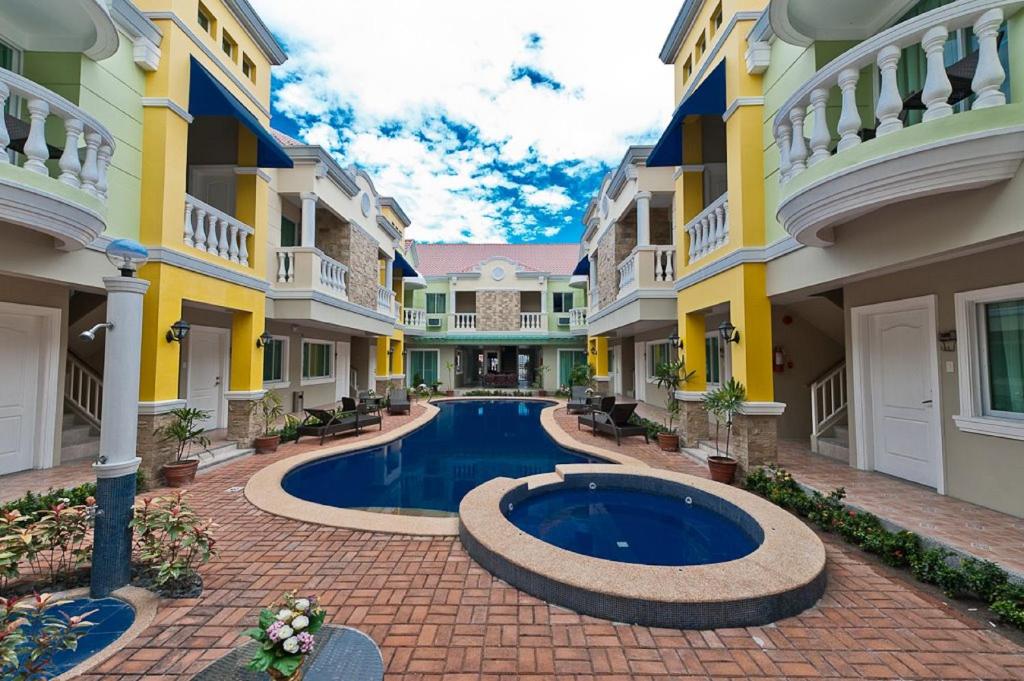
{"left": 681, "top": 310, "right": 707, "bottom": 392}
{"left": 588, "top": 336, "right": 608, "bottom": 377}
{"left": 375, "top": 337, "right": 390, "bottom": 378}
{"left": 729, "top": 264, "right": 774, "bottom": 402}
{"left": 234, "top": 127, "right": 268, "bottom": 280}
{"left": 230, "top": 309, "right": 263, "bottom": 392}
{"left": 392, "top": 337, "right": 405, "bottom": 378}
{"left": 137, "top": 264, "right": 183, "bottom": 403}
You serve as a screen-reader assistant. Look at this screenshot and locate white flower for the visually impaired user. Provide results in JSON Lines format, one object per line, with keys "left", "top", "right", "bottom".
{"left": 276, "top": 609, "right": 294, "bottom": 621}
{"left": 291, "top": 615, "right": 309, "bottom": 630}
{"left": 277, "top": 625, "right": 294, "bottom": 640}
{"left": 293, "top": 598, "right": 310, "bottom": 612}
{"left": 282, "top": 636, "right": 299, "bottom": 654}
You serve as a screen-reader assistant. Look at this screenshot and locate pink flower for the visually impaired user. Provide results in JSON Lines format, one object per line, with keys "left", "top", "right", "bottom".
{"left": 297, "top": 631, "right": 314, "bottom": 654}
{"left": 266, "top": 620, "right": 284, "bottom": 642}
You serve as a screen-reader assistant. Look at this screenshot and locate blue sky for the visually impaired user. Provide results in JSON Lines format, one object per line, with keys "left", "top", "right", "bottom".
{"left": 255, "top": 0, "right": 679, "bottom": 244}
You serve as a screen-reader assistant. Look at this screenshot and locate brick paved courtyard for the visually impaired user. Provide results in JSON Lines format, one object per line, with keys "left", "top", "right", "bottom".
{"left": 15, "top": 403, "right": 1024, "bottom": 679}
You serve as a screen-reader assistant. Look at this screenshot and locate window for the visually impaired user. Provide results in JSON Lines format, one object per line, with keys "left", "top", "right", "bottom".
{"left": 221, "top": 30, "right": 237, "bottom": 60}
{"left": 242, "top": 54, "right": 256, "bottom": 81}
{"left": 280, "top": 216, "right": 297, "bottom": 247}
{"left": 263, "top": 337, "right": 288, "bottom": 385}
{"left": 408, "top": 350, "right": 439, "bottom": 387}
{"left": 647, "top": 341, "right": 671, "bottom": 380}
{"left": 954, "top": 283, "right": 1024, "bottom": 440}
{"left": 552, "top": 292, "right": 574, "bottom": 313}
{"left": 695, "top": 33, "right": 706, "bottom": 61}
{"left": 197, "top": 3, "right": 214, "bottom": 35}
{"left": 710, "top": 4, "right": 723, "bottom": 36}
{"left": 302, "top": 340, "right": 333, "bottom": 383}
{"left": 705, "top": 332, "right": 730, "bottom": 387}
{"left": 455, "top": 349, "right": 464, "bottom": 375}
{"left": 557, "top": 349, "right": 588, "bottom": 388}
{"left": 681, "top": 57, "right": 692, "bottom": 85}
{"left": 425, "top": 292, "right": 446, "bottom": 314}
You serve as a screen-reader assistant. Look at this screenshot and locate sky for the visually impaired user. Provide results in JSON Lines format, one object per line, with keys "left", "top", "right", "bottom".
{"left": 253, "top": 0, "right": 680, "bottom": 245}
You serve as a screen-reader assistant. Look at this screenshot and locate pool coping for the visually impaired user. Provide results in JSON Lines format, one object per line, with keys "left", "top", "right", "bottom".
{"left": 459, "top": 464, "right": 827, "bottom": 629}
{"left": 51, "top": 585, "right": 159, "bottom": 681}
{"left": 244, "top": 398, "right": 647, "bottom": 536}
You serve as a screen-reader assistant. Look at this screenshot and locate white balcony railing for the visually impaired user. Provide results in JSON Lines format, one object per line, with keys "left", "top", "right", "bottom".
{"left": 377, "top": 285, "right": 396, "bottom": 317}
{"left": 773, "top": 1, "right": 1012, "bottom": 187}
{"left": 520, "top": 312, "right": 544, "bottom": 330}
{"left": 652, "top": 246, "right": 676, "bottom": 282}
{"left": 184, "top": 194, "right": 254, "bottom": 267}
{"left": 0, "top": 67, "right": 116, "bottom": 200}
{"left": 450, "top": 312, "right": 477, "bottom": 331}
{"left": 403, "top": 307, "right": 426, "bottom": 329}
{"left": 617, "top": 253, "right": 636, "bottom": 289}
{"left": 569, "top": 307, "right": 587, "bottom": 330}
{"left": 686, "top": 193, "right": 729, "bottom": 264}
{"left": 275, "top": 246, "right": 348, "bottom": 300}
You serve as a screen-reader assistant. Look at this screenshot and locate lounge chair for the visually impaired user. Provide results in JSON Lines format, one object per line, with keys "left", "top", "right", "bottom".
{"left": 388, "top": 387, "right": 411, "bottom": 415}
{"left": 296, "top": 400, "right": 382, "bottom": 446}
{"left": 566, "top": 386, "right": 592, "bottom": 414}
{"left": 578, "top": 402, "right": 648, "bottom": 446}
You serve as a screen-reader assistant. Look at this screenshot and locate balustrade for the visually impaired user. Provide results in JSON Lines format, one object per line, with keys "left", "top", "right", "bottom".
{"left": 520, "top": 312, "right": 544, "bottom": 330}
{"left": 685, "top": 193, "right": 729, "bottom": 263}
{"left": 184, "top": 194, "right": 253, "bottom": 266}
{"left": 450, "top": 313, "right": 477, "bottom": 331}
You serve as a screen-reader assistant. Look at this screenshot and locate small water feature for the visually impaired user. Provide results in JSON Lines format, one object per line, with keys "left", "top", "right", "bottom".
{"left": 20, "top": 596, "right": 135, "bottom": 677}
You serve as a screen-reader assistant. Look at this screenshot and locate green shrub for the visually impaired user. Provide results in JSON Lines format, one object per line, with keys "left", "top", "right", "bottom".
{"left": 991, "top": 583, "right": 1024, "bottom": 628}
{"left": 1, "top": 484, "right": 97, "bottom": 516}
{"left": 628, "top": 414, "right": 668, "bottom": 439}
{"left": 961, "top": 557, "right": 1009, "bottom": 602}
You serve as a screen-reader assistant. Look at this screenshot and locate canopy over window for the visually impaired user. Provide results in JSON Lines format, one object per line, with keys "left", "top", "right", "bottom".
{"left": 188, "top": 57, "right": 293, "bottom": 169}
{"left": 393, "top": 250, "right": 420, "bottom": 277}
{"left": 571, "top": 257, "right": 590, "bottom": 276}
{"left": 647, "top": 61, "right": 727, "bottom": 168}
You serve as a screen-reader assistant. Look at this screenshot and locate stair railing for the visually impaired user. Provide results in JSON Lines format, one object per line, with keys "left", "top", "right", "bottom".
{"left": 810, "top": 360, "right": 846, "bottom": 449}
{"left": 65, "top": 351, "right": 102, "bottom": 429}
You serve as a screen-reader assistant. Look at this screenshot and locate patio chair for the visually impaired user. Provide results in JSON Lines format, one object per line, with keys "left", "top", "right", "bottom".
{"left": 296, "top": 408, "right": 360, "bottom": 446}
{"left": 566, "top": 386, "right": 592, "bottom": 414}
{"left": 388, "top": 387, "right": 411, "bottom": 415}
{"left": 357, "top": 391, "right": 383, "bottom": 416}
{"left": 578, "top": 402, "right": 648, "bottom": 446}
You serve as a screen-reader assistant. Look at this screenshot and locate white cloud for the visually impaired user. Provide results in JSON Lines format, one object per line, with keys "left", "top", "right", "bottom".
{"left": 542, "top": 226, "right": 561, "bottom": 237}
{"left": 254, "top": 0, "right": 679, "bottom": 242}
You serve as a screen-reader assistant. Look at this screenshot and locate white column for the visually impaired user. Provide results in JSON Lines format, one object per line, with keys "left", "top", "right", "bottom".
{"left": 921, "top": 25, "right": 953, "bottom": 122}
{"left": 836, "top": 68, "right": 862, "bottom": 152}
{"left": 875, "top": 45, "right": 904, "bottom": 136}
{"left": 971, "top": 9, "right": 1006, "bottom": 110}
{"left": 384, "top": 255, "right": 394, "bottom": 290}
{"left": 635, "top": 191, "right": 651, "bottom": 247}
{"left": 94, "top": 276, "right": 150, "bottom": 479}
{"left": 300, "top": 192, "right": 317, "bottom": 247}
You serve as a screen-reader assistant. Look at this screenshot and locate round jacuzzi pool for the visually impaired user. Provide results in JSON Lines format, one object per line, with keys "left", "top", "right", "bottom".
{"left": 460, "top": 465, "right": 827, "bottom": 629}
{"left": 507, "top": 486, "right": 760, "bottom": 566}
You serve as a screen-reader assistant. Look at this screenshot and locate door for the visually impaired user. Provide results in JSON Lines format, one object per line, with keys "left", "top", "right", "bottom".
{"left": 0, "top": 313, "right": 41, "bottom": 474}
{"left": 188, "top": 166, "right": 237, "bottom": 215}
{"left": 335, "top": 341, "right": 351, "bottom": 400}
{"left": 608, "top": 347, "right": 620, "bottom": 395}
{"left": 861, "top": 302, "right": 941, "bottom": 487}
{"left": 634, "top": 341, "right": 646, "bottom": 402}
{"left": 187, "top": 326, "right": 229, "bottom": 431}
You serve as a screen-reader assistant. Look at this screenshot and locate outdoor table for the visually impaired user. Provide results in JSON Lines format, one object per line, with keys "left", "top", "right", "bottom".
{"left": 189, "top": 625, "right": 383, "bottom": 680}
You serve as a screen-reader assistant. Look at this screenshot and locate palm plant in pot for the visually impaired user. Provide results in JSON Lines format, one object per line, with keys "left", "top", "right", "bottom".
{"left": 250, "top": 391, "right": 284, "bottom": 454}
{"left": 653, "top": 356, "right": 695, "bottom": 452}
{"left": 702, "top": 378, "right": 747, "bottom": 484}
{"left": 533, "top": 364, "right": 549, "bottom": 396}
{"left": 444, "top": 361, "right": 456, "bottom": 396}
{"left": 156, "top": 407, "right": 211, "bottom": 487}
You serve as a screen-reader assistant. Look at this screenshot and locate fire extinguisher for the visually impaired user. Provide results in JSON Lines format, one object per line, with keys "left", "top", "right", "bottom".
{"left": 773, "top": 346, "right": 786, "bottom": 373}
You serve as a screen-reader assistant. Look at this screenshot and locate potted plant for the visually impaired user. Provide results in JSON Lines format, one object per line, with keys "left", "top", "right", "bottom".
{"left": 568, "top": 362, "right": 596, "bottom": 391}
{"left": 250, "top": 392, "right": 285, "bottom": 454}
{"left": 444, "top": 361, "right": 456, "bottom": 396}
{"left": 244, "top": 591, "right": 326, "bottom": 680}
{"left": 156, "top": 407, "right": 211, "bottom": 487}
{"left": 653, "top": 356, "right": 696, "bottom": 452}
{"left": 702, "top": 378, "right": 747, "bottom": 484}
{"left": 533, "top": 364, "right": 549, "bottom": 396}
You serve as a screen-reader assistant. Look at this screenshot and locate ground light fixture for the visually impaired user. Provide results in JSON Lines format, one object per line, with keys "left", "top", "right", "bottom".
{"left": 718, "top": 320, "right": 740, "bottom": 344}
{"left": 257, "top": 330, "right": 273, "bottom": 348}
{"left": 166, "top": 319, "right": 191, "bottom": 343}
{"left": 105, "top": 238, "right": 149, "bottom": 277}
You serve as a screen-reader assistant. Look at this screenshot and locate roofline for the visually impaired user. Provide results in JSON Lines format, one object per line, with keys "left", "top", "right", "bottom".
{"left": 582, "top": 197, "right": 598, "bottom": 226}
{"left": 659, "top": 0, "right": 704, "bottom": 64}
{"left": 380, "top": 197, "right": 411, "bottom": 228}
{"left": 111, "top": 0, "right": 162, "bottom": 44}
{"left": 377, "top": 214, "right": 402, "bottom": 240}
{"left": 223, "top": 0, "right": 288, "bottom": 65}
{"left": 284, "top": 145, "right": 359, "bottom": 197}
{"left": 748, "top": 7, "right": 773, "bottom": 42}
{"left": 608, "top": 145, "right": 653, "bottom": 200}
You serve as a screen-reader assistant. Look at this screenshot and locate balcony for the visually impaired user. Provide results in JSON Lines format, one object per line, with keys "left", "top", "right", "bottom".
{"left": 685, "top": 193, "right": 729, "bottom": 265}
{"left": 403, "top": 307, "right": 427, "bottom": 331}
{"left": 569, "top": 307, "right": 588, "bottom": 331}
{"left": 520, "top": 312, "right": 544, "bottom": 331}
{"left": 0, "top": 67, "right": 116, "bottom": 250}
{"left": 274, "top": 247, "right": 348, "bottom": 299}
{"left": 377, "top": 285, "right": 397, "bottom": 317}
{"left": 616, "top": 246, "right": 677, "bottom": 298}
{"left": 773, "top": 0, "right": 1024, "bottom": 246}
{"left": 184, "top": 194, "right": 254, "bottom": 267}
{"left": 450, "top": 313, "right": 477, "bottom": 331}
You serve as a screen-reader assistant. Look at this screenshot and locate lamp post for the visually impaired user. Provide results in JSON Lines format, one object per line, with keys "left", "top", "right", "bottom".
{"left": 90, "top": 239, "right": 150, "bottom": 598}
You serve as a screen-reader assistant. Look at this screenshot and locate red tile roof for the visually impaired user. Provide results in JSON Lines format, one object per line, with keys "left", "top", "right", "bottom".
{"left": 271, "top": 129, "right": 304, "bottom": 147}
{"left": 412, "top": 242, "right": 580, "bottom": 276}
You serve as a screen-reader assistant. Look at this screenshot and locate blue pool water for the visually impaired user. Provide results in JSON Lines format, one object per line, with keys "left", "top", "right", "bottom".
{"left": 19, "top": 597, "right": 134, "bottom": 676}
{"left": 282, "top": 400, "right": 599, "bottom": 514}
{"left": 507, "top": 487, "right": 759, "bottom": 566}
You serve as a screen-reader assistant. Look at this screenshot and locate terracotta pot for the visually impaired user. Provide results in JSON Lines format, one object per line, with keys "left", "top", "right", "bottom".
{"left": 268, "top": 666, "right": 303, "bottom": 681}
{"left": 254, "top": 434, "right": 281, "bottom": 454}
{"left": 656, "top": 432, "right": 679, "bottom": 451}
{"left": 707, "top": 456, "right": 738, "bottom": 484}
{"left": 446, "top": 390, "right": 455, "bottom": 397}
{"left": 162, "top": 459, "right": 199, "bottom": 487}
{"left": 537, "top": 390, "right": 547, "bottom": 397}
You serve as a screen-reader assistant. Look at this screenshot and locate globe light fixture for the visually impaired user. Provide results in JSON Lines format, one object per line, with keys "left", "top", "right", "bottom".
{"left": 718, "top": 320, "right": 740, "bottom": 344}
{"left": 105, "top": 238, "right": 149, "bottom": 277}
{"left": 257, "top": 331, "right": 273, "bottom": 348}
{"left": 166, "top": 319, "right": 191, "bottom": 343}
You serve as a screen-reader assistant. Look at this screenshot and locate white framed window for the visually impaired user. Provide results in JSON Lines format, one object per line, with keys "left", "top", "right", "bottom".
{"left": 262, "top": 335, "right": 289, "bottom": 387}
{"left": 301, "top": 339, "right": 334, "bottom": 385}
{"left": 426, "top": 292, "right": 446, "bottom": 314}
{"left": 705, "top": 331, "right": 731, "bottom": 388}
{"left": 646, "top": 340, "right": 672, "bottom": 381}
{"left": 954, "top": 282, "right": 1024, "bottom": 440}
{"left": 552, "top": 291, "right": 574, "bottom": 313}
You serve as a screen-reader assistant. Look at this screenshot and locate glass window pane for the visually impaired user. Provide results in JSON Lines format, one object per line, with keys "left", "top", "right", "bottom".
{"left": 426, "top": 293, "right": 446, "bottom": 314}
{"left": 303, "top": 342, "right": 331, "bottom": 379}
{"left": 263, "top": 339, "right": 283, "bottom": 382}
{"left": 986, "top": 300, "right": 1024, "bottom": 413}
{"left": 280, "top": 217, "right": 297, "bottom": 247}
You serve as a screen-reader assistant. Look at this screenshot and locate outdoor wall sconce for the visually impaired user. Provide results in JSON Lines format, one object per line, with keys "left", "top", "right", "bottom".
{"left": 718, "top": 320, "right": 740, "bottom": 344}
{"left": 667, "top": 331, "right": 682, "bottom": 350}
{"left": 588, "top": 339, "right": 598, "bottom": 355}
{"left": 166, "top": 319, "right": 191, "bottom": 343}
{"left": 938, "top": 330, "right": 957, "bottom": 352}
{"left": 256, "top": 331, "right": 273, "bottom": 348}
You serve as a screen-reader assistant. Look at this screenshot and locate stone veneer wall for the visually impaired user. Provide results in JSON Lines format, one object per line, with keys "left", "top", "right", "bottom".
{"left": 136, "top": 413, "right": 178, "bottom": 483}
{"left": 596, "top": 229, "right": 617, "bottom": 309}
{"left": 476, "top": 290, "right": 520, "bottom": 330}
{"left": 316, "top": 211, "right": 351, "bottom": 264}
{"left": 227, "top": 399, "right": 261, "bottom": 448}
{"left": 347, "top": 227, "right": 380, "bottom": 311}
{"left": 614, "top": 222, "right": 636, "bottom": 263}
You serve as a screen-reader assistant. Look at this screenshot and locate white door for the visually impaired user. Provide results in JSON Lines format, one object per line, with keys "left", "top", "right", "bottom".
{"left": 864, "top": 304, "right": 940, "bottom": 487}
{"left": 0, "top": 314, "right": 41, "bottom": 474}
{"left": 634, "top": 341, "right": 646, "bottom": 402}
{"left": 335, "top": 341, "right": 351, "bottom": 401}
{"left": 187, "top": 326, "right": 229, "bottom": 431}
{"left": 608, "top": 347, "right": 621, "bottom": 395}
{"left": 189, "top": 166, "right": 236, "bottom": 215}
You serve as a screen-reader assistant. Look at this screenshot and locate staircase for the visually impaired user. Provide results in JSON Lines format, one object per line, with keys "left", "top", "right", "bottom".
{"left": 60, "top": 406, "right": 101, "bottom": 463}
{"left": 810, "top": 360, "right": 849, "bottom": 462}
{"left": 62, "top": 350, "right": 103, "bottom": 464}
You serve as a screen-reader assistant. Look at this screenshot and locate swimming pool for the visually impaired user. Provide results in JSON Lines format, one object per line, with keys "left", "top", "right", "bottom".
{"left": 507, "top": 486, "right": 759, "bottom": 566}
{"left": 281, "top": 400, "right": 600, "bottom": 515}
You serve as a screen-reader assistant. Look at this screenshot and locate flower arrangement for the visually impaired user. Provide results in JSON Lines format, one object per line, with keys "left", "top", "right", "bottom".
{"left": 244, "top": 592, "right": 326, "bottom": 680}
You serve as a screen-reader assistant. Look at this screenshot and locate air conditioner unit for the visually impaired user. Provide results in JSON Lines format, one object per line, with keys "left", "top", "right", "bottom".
{"left": 556, "top": 315, "right": 571, "bottom": 327}
{"left": 426, "top": 317, "right": 443, "bottom": 329}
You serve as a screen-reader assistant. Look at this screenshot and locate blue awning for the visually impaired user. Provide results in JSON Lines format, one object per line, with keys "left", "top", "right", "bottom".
{"left": 647, "top": 61, "right": 727, "bottom": 168}
{"left": 188, "top": 57, "right": 293, "bottom": 169}
{"left": 393, "top": 250, "right": 419, "bottom": 277}
{"left": 571, "top": 257, "right": 589, "bottom": 276}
